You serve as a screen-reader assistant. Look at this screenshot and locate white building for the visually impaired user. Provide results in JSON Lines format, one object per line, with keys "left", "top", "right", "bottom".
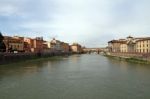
{"left": 46, "top": 38, "right": 62, "bottom": 51}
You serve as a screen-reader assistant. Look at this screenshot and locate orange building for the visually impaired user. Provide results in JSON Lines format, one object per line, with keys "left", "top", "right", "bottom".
{"left": 61, "top": 42, "right": 70, "bottom": 52}
{"left": 33, "top": 37, "right": 44, "bottom": 52}
{"left": 24, "top": 37, "right": 44, "bottom": 52}
{"left": 24, "top": 38, "right": 34, "bottom": 52}
{"left": 43, "top": 41, "right": 48, "bottom": 49}
{"left": 3, "top": 36, "right": 24, "bottom": 52}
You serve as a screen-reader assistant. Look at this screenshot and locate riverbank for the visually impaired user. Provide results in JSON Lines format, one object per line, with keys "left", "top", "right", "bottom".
{"left": 0, "top": 52, "right": 73, "bottom": 65}
{"left": 105, "top": 53, "right": 150, "bottom": 64}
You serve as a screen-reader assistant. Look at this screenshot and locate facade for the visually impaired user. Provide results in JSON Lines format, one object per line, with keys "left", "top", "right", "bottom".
{"left": 120, "top": 36, "right": 136, "bottom": 53}
{"left": 61, "top": 42, "right": 70, "bottom": 52}
{"left": 3, "top": 36, "right": 24, "bottom": 52}
{"left": 2, "top": 35, "right": 83, "bottom": 53}
{"left": 46, "top": 39, "right": 71, "bottom": 52}
{"left": 108, "top": 40, "right": 123, "bottom": 52}
{"left": 33, "top": 37, "right": 44, "bottom": 52}
{"left": 70, "top": 43, "right": 82, "bottom": 53}
{"left": 24, "top": 37, "right": 44, "bottom": 52}
{"left": 43, "top": 41, "right": 48, "bottom": 49}
{"left": 120, "top": 43, "right": 127, "bottom": 52}
{"left": 24, "top": 42, "right": 30, "bottom": 52}
{"left": 24, "top": 38, "right": 34, "bottom": 51}
{"left": 108, "top": 36, "right": 150, "bottom": 53}
{"left": 47, "top": 38, "right": 62, "bottom": 51}
{"left": 126, "top": 36, "right": 136, "bottom": 52}
{"left": 135, "top": 38, "right": 150, "bottom": 53}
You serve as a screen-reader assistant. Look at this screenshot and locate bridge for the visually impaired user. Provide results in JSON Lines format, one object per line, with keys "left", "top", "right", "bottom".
{"left": 83, "top": 48, "right": 107, "bottom": 54}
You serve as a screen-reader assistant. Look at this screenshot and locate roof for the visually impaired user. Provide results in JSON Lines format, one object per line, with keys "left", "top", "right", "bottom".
{"left": 108, "top": 40, "right": 126, "bottom": 43}
{"left": 136, "top": 37, "right": 150, "bottom": 42}
{"left": 71, "top": 43, "right": 81, "bottom": 46}
{"left": 127, "top": 36, "right": 133, "bottom": 38}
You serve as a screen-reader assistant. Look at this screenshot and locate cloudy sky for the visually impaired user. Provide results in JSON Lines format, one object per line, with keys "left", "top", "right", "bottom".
{"left": 0, "top": 0, "right": 150, "bottom": 47}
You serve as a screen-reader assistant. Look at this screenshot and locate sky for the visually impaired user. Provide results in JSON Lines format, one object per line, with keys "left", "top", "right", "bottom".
{"left": 0, "top": 0, "right": 150, "bottom": 47}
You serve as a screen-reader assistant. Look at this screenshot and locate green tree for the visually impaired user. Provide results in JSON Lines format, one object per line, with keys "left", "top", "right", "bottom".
{"left": 0, "top": 32, "right": 6, "bottom": 52}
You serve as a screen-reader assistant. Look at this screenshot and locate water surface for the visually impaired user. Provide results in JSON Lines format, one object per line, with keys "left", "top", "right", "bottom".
{"left": 0, "top": 54, "right": 150, "bottom": 99}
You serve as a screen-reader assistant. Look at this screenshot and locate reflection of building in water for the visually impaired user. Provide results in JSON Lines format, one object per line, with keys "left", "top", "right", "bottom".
{"left": 0, "top": 63, "right": 42, "bottom": 77}
{"left": 71, "top": 55, "right": 81, "bottom": 63}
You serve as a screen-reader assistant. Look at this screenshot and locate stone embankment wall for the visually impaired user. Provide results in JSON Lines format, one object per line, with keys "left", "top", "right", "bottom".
{"left": 107, "top": 52, "right": 150, "bottom": 61}
{"left": 0, "top": 51, "right": 71, "bottom": 65}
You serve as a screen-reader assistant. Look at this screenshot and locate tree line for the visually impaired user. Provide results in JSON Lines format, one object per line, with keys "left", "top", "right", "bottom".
{"left": 0, "top": 32, "right": 6, "bottom": 52}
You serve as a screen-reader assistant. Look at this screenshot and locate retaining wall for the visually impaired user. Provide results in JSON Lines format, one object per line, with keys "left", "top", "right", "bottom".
{"left": 107, "top": 52, "right": 150, "bottom": 61}
{"left": 0, "top": 51, "right": 71, "bottom": 65}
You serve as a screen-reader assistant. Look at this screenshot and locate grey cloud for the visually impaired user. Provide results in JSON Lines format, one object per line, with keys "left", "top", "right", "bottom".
{"left": 0, "top": 0, "right": 150, "bottom": 47}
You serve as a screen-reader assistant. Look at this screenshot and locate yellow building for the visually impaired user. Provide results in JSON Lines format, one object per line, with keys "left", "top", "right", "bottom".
{"left": 136, "top": 38, "right": 150, "bottom": 53}
{"left": 120, "top": 43, "right": 127, "bottom": 52}
{"left": 108, "top": 40, "right": 124, "bottom": 52}
{"left": 108, "top": 36, "right": 150, "bottom": 53}
{"left": 70, "top": 43, "right": 82, "bottom": 53}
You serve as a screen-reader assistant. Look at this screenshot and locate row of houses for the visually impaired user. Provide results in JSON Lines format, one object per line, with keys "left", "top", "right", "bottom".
{"left": 108, "top": 36, "right": 150, "bottom": 53}
{"left": 3, "top": 36, "right": 83, "bottom": 53}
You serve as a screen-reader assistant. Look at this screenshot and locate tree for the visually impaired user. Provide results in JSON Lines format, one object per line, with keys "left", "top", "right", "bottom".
{"left": 0, "top": 32, "right": 4, "bottom": 43}
{"left": 0, "top": 32, "right": 6, "bottom": 52}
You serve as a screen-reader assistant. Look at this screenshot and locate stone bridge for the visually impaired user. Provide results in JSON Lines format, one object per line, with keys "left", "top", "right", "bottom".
{"left": 83, "top": 48, "right": 106, "bottom": 54}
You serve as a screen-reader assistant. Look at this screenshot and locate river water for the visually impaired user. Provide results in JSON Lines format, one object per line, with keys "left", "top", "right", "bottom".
{"left": 0, "top": 54, "right": 150, "bottom": 99}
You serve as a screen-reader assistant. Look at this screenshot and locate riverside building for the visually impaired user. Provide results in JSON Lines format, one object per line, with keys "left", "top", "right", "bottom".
{"left": 108, "top": 36, "right": 150, "bottom": 53}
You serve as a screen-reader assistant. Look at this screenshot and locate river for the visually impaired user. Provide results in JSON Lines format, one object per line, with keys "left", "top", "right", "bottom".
{"left": 0, "top": 54, "right": 150, "bottom": 99}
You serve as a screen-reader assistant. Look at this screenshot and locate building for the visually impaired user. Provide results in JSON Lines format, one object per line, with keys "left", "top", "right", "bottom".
{"left": 3, "top": 36, "right": 24, "bottom": 52}
{"left": 120, "top": 43, "right": 127, "bottom": 52}
{"left": 24, "top": 38, "right": 34, "bottom": 52}
{"left": 33, "top": 37, "right": 44, "bottom": 52}
{"left": 135, "top": 38, "right": 150, "bottom": 53}
{"left": 70, "top": 43, "right": 83, "bottom": 53}
{"left": 61, "top": 42, "right": 70, "bottom": 52}
{"left": 47, "top": 38, "right": 62, "bottom": 51}
{"left": 43, "top": 41, "right": 48, "bottom": 49}
{"left": 108, "top": 36, "right": 136, "bottom": 53}
{"left": 24, "top": 37, "right": 44, "bottom": 52}
{"left": 120, "top": 36, "right": 136, "bottom": 53}
{"left": 126, "top": 36, "right": 136, "bottom": 52}
{"left": 108, "top": 40, "right": 123, "bottom": 52}
{"left": 108, "top": 36, "right": 150, "bottom": 53}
